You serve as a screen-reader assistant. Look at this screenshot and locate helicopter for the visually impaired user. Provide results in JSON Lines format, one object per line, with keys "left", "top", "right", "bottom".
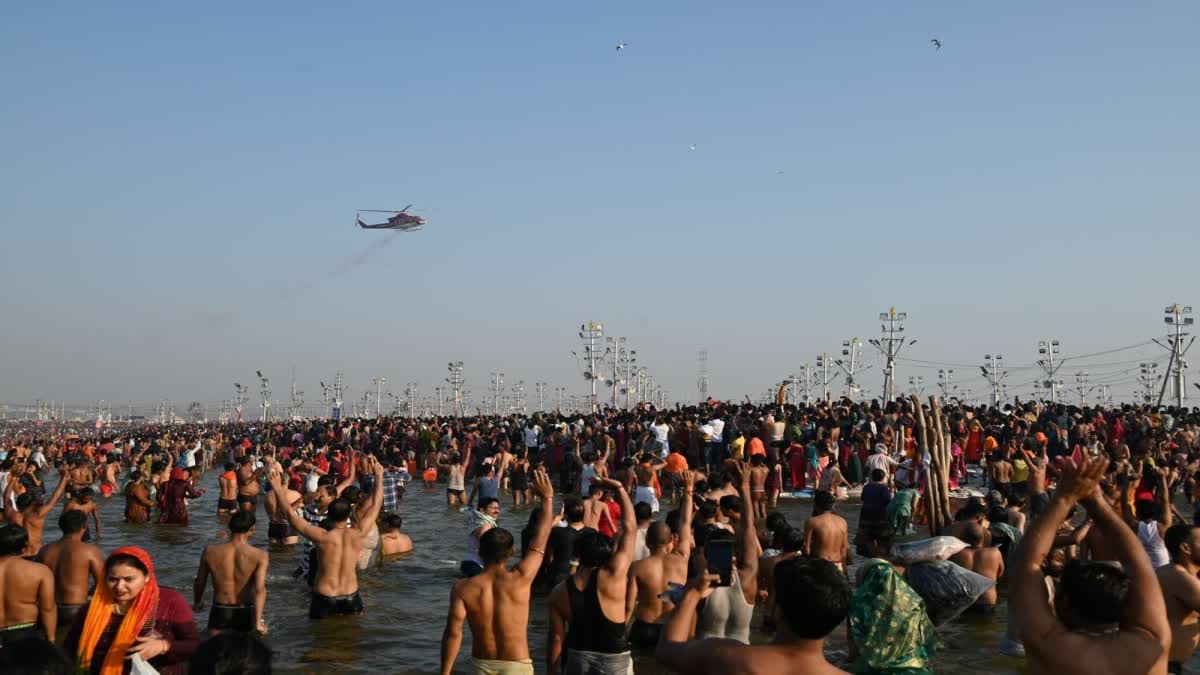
{"left": 355, "top": 205, "right": 426, "bottom": 231}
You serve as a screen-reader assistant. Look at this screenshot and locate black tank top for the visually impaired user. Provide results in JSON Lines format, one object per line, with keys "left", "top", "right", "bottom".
{"left": 564, "top": 569, "right": 628, "bottom": 653}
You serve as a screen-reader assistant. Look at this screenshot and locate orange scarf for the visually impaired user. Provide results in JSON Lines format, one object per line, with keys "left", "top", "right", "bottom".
{"left": 77, "top": 546, "right": 160, "bottom": 675}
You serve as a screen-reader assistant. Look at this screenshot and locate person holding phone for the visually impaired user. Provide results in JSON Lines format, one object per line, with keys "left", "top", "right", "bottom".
{"left": 693, "top": 461, "right": 758, "bottom": 644}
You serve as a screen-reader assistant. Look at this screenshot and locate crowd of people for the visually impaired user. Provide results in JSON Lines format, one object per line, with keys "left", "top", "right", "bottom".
{"left": 2, "top": 397, "right": 1200, "bottom": 674}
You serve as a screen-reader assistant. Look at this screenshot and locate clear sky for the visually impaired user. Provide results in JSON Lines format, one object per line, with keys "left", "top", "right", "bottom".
{"left": 2, "top": 1, "right": 1198, "bottom": 412}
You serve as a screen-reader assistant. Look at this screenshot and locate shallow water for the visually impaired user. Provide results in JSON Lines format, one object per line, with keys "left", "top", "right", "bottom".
{"left": 82, "top": 472, "right": 1031, "bottom": 674}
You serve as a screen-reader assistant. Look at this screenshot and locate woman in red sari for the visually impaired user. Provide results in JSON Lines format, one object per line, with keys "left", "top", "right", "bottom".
{"left": 157, "top": 467, "right": 202, "bottom": 525}
{"left": 66, "top": 546, "right": 200, "bottom": 675}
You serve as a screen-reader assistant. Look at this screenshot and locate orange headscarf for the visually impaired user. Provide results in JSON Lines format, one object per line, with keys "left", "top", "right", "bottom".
{"left": 76, "top": 546, "right": 160, "bottom": 675}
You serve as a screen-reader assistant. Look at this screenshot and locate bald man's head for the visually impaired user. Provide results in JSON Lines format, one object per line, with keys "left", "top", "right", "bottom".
{"left": 646, "top": 522, "right": 673, "bottom": 551}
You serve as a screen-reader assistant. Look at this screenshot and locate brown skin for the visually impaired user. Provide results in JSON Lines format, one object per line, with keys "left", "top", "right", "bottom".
{"left": 1156, "top": 526, "right": 1200, "bottom": 664}
{"left": 441, "top": 470, "right": 555, "bottom": 675}
{"left": 3, "top": 470, "right": 69, "bottom": 555}
{"left": 124, "top": 479, "right": 154, "bottom": 524}
{"left": 106, "top": 562, "right": 171, "bottom": 660}
{"left": 0, "top": 550, "right": 56, "bottom": 638}
{"left": 193, "top": 527, "right": 270, "bottom": 634}
{"left": 1012, "top": 456, "right": 1170, "bottom": 675}
{"left": 804, "top": 509, "right": 850, "bottom": 569}
{"left": 948, "top": 524, "right": 1004, "bottom": 606}
{"left": 236, "top": 461, "right": 264, "bottom": 511}
{"left": 380, "top": 528, "right": 413, "bottom": 556}
{"left": 264, "top": 481, "right": 303, "bottom": 545}
{"left": 749, "top": 464, "right": 769, "bottom": 520}
{"left": 628, "top": 477, "right": 695, "bottom": 625}
{"left": 582, "top": 489, "right": 616, "bottom": 533}
{"left": 656, "top": 572, "right": 847, "bottom": 675}
{"left": 218, "top": 471, "right": 238, "bottom": 512}
{"left": 269, "top": 456, "right": 384, "bottom": 598}
{"left": 63, "top": 495, "right": 102, "bottom": 539}
{"left": 38, "top": 530, "right": 104, "bottom": 607}
{"left": 547, "top": 477, "right": 637, "bottom": 672}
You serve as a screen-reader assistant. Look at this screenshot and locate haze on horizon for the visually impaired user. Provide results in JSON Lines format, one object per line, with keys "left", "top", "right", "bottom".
{"left": 2, "top": 2, "right": 1198, "bottom": 410}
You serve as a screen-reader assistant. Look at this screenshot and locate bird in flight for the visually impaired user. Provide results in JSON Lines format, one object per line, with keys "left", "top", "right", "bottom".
{"left": 775, "top": 169, "right": 785, "bottom": 175}
{"left": 689, "top": 144, "right": 698, "bottom": 151}
{"left": 616, "top": 42, "right": 627, "bottom": 52}
{"left": 930, "top": 38, "right": 942, "bottom": 50}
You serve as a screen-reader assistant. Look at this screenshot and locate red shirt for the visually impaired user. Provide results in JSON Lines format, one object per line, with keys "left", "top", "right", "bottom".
{"left": 599, "top": 500, "right": 622, "bottom": 539}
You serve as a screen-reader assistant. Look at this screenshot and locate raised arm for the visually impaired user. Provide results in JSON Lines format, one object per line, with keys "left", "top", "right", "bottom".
{"left": 356, "top": 457, "right": 385, "bottom": 532}
{"left": 675, "top": 470, "right": 696, "bottom": 559}
{"left": 734, "top": 462, "right": 758, "bottom": 576}
{"left": 516, "top": 470, "right": 556, "bottom": 580}
{"left": 1157, "top": 471, "right": 1172, "bottom": 529}
{"left": 268, "top": 468, "right": 326, "bottom": 543}
{"left": 599, "top": 478, "right": 637, "bottom": 573}
{"left": 334, "top": 453, "right": 357, "bottom": 495}
{"left": 38, "top": 471, "right": 70, "bottom": 516}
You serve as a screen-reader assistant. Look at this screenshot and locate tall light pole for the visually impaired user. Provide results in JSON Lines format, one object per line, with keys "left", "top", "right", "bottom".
{"left": 372, "top": 376, "right": 386, "bottom": 417}
{"left": 1156, "top": 303, "right": 1194, "bottom": 407}
{"left": 405, "top": 382, "right": 418, "bottom": 419}
{"left": 576, "top": 322, "right": 606, "bottom": 412}
{"left": 1072, "top": 370, "right": 1091, "bottom": 406}
{"left": 256, "top": 371, "right": 271, "bottom": 423}
{"left": 535, "top": 382, "right": 547, "bottom": 412}
{"left": 908, "top": 375, "right": 925, "bottom": 396}
{"left": 815, "top": 353, "right": 836, "bottom": 402}
{"left": 554, "top": 386, "right": 565, "bottom": 412}
{"left": 869, "top": 307, "right": 914, "bottom": 403}
{"left": 1036, "top": 339, "right": 1064, "bottom": 404}
{"left": 434, "top": 386, "right": 445, "bottom": 417}
{"left": 1138, "top": 362, "right": 1161, "bottom": 404}
{"left": 697, "top": 349, "right": 710, "bottom": 404}
{"left": 447, "top": 362, "right": 466, "bottom": 417}
{"left": 936, "top": 369, "right": 956, "bottom": 400}
{"left": 490, "top": 372, "right": 504, "bottom": 416}
{"left": 835, "top": 338, "right": 867, "bottom": 400}
{"left": 981, "top": 354, "right": 1007, "bottom": 407}
{"left": 233, "top": 383, "right": 249, "bottom": 422}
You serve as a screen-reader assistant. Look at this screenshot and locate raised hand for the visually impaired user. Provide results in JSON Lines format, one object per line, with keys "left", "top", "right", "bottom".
{"left": 532, "top": 469, "right": 554, "bottom": 500}
{"left": 1057, "top": 456, "right": 1108, "bottom": 504}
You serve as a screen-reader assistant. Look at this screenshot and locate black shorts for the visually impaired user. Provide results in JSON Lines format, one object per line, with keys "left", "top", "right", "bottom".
{"left": 309, "top": 591, "right": 363, "bottom": 619}
{"left": 268, "top": 521, "right": 297, "bottom": 540}
{"left": 0, "top": 624, "right": 43, "bottom": 648}
{"left": 217, "top": 498, "right": 238, "bottom": 511}
{"left": 447, "top": 488, "right": 464, "bottom": 496}
{"left": 237, "top": 494, "right": 258, "bottom": 507}
{"left": 57, "top": 604, "right": 84, "bottom": 628}
{"left": 208, "top": 603, "right": 255, "bottom": 632}
{"left": 627, "top": 619, "right": 662, "bottom": 649}
{"left": 1169, "top": 661, "right": 1183, "bottom": 675}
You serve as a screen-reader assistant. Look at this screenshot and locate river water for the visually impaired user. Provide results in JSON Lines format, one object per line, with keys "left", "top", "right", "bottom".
{"left": 84, "top": 471, "right": 1029, "bottom": 674}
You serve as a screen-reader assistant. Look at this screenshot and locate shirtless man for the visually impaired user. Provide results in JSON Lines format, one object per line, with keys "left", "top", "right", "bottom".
{"left": 1012, "top": 456, "right": 1171, "bottom": 675}
{"left": 68, "top": 459, "right": 95, "bottom": 498}
{"left": 379, "top": 513, "right": 413, "bottom": 556}
{"left": 265, "top": 473, "right": 303, "bottom": 546}
{"left": 99, "top": 457, "right": 120, "bottom": 498}
{"left": 194, "top": 511, "right": 269, "bottom": 635}
{"left": 627, "top": 471, "right": 694, "bottom": 649}
{"left": 582, "top": 483, "right": 616, "bottom": 535}
{"left": 948, "top": 522, "right": 1004, "bottom": 612}
{"left": 804, "top": 490, "right": 850, "bottom": 571}
{"left": 217, "top": 463, "right": 239, "bottom": 515}
{"left": 748, "top": 455, "right": 769, "bottom": 520}
{"left": 1157, "top": 524, "right": 1200, "bottom": 673}
{"left": 38, "top": 510, "right": 103, "bottom": 632}
{"left": 3, "top": 467, "right": 68, "bottom": 555}
{"left": 63, "top": 487, "right": 102, "bottom": 541}
{"left": 990, "top": 450, "right": 1013, "bottom": 502}
{"left": 441, "top": 470, "right": 555, "bottom": 675}
{"left": 0, "top": 524, "right": 55, "bottom": 644}
{"left": 269, "top": 456, "right": 383, "bottom": 619}
{"left": 633, "top": 453, "right": 666, "bottom": 514}
{"left": 236, "top": 456, "right": 264, "bottom": 513}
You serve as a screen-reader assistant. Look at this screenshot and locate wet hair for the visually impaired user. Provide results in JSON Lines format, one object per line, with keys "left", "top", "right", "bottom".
{"left": 634, "top": 501, "right": 653, "bottom": 522}
{"left": 1165, "top": 523, "right": 1199, "bottom": 558}
{"left": 224, "top": 462, "right": 235, "bottom": 471}
{"left": 0, "top": 524, "right": 29, "bottom": 557}
{"left": 960, "top": 521, "right": 986, "bottom": 547}
{"left": 955, "top": 501, "right": 986, "bottom": 522}
{"left": 587, "top": 482, "right": 607, "bottom": 498}
{"left": 76, "top": 487, "right": 95, "bottom": 500}
{"left": 15, "top": 493, "right": 36, "bottom": 511}
{"left": 1058, "top": 559, "right": 1130, "bottom": 627}
{"left": 478, "top": 527, "right": 515, "bottom": 565}
{"left": 574, "top": 529, "right": 615, "bottom": 568}
{"left": 697, "top": 499, "right": 719, "bottom": 522}
{"left": 478, "top": 497, "right": 500, "bottom": 512}
{"left": 189, "top": 632, "right": 272, "bottom": 675}
{"left": 229, "top": 511, "right": 256, "bottom": 534}
{"left": 106, "top": 552, "right": 149, "bottom": 576}
{"left": 718, "top": 495, "right": 742, "bottom": 514}
{"left": 987, "top": 505, "right": 1010, "bottom": 525}
{"left": 857, "top": 521, "right": 895, "bottom": 553}
{"left": 324, "top": 499, "right": 352, "bottom": 528}
{"left": 0, "top": 635, "right": 74, "bottom": 675}
{"left": 564, "top": 497, "right": 585, "bottom": 524}
{"left": 59, "top": 510, "right": 87, "bottom": 535}
{"left": 665, "top": 509, "right": 682, "bottom": 534}
{"left": 646, "top": 522, "right": 673, "bottom": 550}
{"left": 764, "top": 511, "right": 790, "bottom": 534}
{"left": 750, "top": 454, "right": 765, "bottom": 466}
{"left": 381, "top": 512, "right": 404, "bottom": 532}
{"left": 341, "top": 486, "right": 364, "bottom": 506}
{"left": 870, "top": 468, "right": 886, "bottom": 482}
{"left": 813, "top": 490, "right": 835, "bottom": 515}
{"left": 1135, "top": 499, "right": 1162, "bottom": 522}
{"left": 774, "top": 558, "right": 849, "bottom": 639}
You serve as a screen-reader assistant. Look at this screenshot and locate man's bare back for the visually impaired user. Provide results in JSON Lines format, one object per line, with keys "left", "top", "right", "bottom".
{"left": 949, "top": 546, "right": 1004, "bottom": 605}
{"left": 0, "top": 540, "right": 56, "bottom": 638}
{"left": 805, "top": 512, "right": 849, "bottom": 568}
{"left": 40, "top": 536, "right": 104, "bottom": 607}
{"left": 1157, "top": 561, "right": 1200, "bottom": 664}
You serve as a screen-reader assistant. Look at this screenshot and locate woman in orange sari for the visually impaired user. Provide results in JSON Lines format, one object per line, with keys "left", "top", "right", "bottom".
{"left": 66, "top": 546, "right": 200, "bottom": 675}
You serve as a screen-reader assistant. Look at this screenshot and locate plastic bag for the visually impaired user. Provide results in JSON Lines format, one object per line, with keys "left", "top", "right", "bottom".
{"left": 130, "top": 654, "right": 160, "bottom": 675}
{"left": 891, "top": 536, "right": 967, "bottom": 565}
{"left": 905, "top": 559, "right": 995, "bottom": 626}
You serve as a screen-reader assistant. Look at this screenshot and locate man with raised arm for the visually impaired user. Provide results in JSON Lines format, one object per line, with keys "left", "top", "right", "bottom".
{"left": 268, "top": 455, "right": 384, "bottom": 619}
{"left": 1012, "top": 456, "right": 1170, "bottom": 675}
{"left": 441, "top": 469, "right": 554, "bottom": 675}
{"left": 626, "top": 469, "right": 694, "bottom": 650}
{"left": 547, "top": 477, "right": 637, "bottom": 673}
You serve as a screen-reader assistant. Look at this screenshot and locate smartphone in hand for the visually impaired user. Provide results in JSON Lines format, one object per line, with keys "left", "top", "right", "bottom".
{"left": 705, "top": 540, "right": 734, "bottom": 587}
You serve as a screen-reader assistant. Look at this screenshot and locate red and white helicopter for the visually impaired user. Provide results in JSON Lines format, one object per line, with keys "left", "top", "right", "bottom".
{"left": 355, "top": 205, "right": 426, "bottom": 231}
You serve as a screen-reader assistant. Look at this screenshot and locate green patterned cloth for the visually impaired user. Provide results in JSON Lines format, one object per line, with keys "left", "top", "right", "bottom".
{"left": 886, "top": 488, "right": 919, "bottom": 535}
{"left": 849, "top": 559, "right": 937, "bottom": 674}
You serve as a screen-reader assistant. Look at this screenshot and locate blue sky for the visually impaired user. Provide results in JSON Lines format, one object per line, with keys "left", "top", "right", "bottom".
{"left": 2, "top": 1, "right": 1198, "bottom": 411}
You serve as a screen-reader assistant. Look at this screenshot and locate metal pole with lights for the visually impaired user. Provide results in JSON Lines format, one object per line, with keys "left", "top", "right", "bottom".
{"left": 869, "top": 307, "right": 914, "bottom": 403}
{"left": 1036, "top": 340, "right": 1064, "bottom": 404}
{"left": 255, "top": 371, "right": 271, "bottom": 423}
{"left": 981, "top": 354, "right": 1007, "bottom": 407}
{"left": 1155, "top": 304, "right": 1194, "bottom": 407}
{"left": 372, "top": 376, "right": 386, "bottom": 417}
{"left": 834, "top": 338, "right": 867, "bottom": 400}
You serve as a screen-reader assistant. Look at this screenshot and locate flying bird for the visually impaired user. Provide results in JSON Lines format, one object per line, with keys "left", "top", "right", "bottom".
{"left": 616, "top": 42, "right": 627, "bottom": 52}
{"left": 689, "top": 144, "right": 697, "bottom": 151}
{"left": 775, "top": 169, "right": 785, "bottom": 175}
{"left": 930, "top": 38, "right": 942, "bottom": 50}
